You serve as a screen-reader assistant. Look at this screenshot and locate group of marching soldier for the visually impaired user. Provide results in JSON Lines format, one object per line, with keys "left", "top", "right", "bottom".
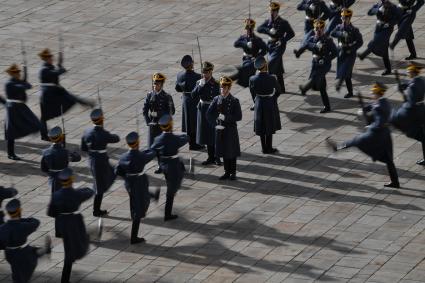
{"left": 0, "top": 0, "right": 424, "bottom": 282}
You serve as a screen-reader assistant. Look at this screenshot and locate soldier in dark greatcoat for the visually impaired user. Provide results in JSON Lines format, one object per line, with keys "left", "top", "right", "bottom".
{"left": 115, "top": 132, "right": 160, "bottom": 244}
{"left": 390, "top": 0, "right": 424, "bottom": 60}
{"left": 151, "top": 115, "right": 188, "bottom": 221}
{"left": 294, "top": 19, "right": 338, "bottom": 113}
{"left": 357, "top": 0, "right": 402, "bottom": 75}
{"left": 41, "top": 126, "right": 81, "bottom": 194}
{"left": 191, "top": 61, "right": 221, "bottom": 165}
{"left": 232, "top": 18, "right": 267, "bottom": 91}
{"left": 0, "top": 199, "right": 51, "bottom": 283}
{"left": 331, "top": 8, "right": 363, "bottom": 98}
{"left": 47, "top": 168, "right": 93, "bottom": 283}
{"left": 257, "top": 1, "right": 295, "bottom": 94}
{"left": 327, "top": 82, "right": 400, "bottom": 188}
{"left": 249, "top": 57, "right": 281, "bottom": 154}
{"left": 325, "top": 0, "right": 355, "bottom": 35}
{"left": 0, "top": 186, "right": 18, "bottom": 225}
{"left": 207, "top": 77, "right": 242, "bottom": 181}
{"left": 1, "top": 64, "right": 41, "bottom": 160}
{"left": 38, "top": 48, "right": 94, "bottom": 140}
{"left": 175, "top": 55, "right": 203, "bottom": 150}
{"left": 391, "top": 62, "right": 425, "bottom": 165}
{"left": 81, "top": 109, "right": 120, "bottom": 217}
{"left": 142, "top": 72, "right": 175, "bottom": 174}
{"left": 297, "top": 0, "right": 330, "bottom": 35}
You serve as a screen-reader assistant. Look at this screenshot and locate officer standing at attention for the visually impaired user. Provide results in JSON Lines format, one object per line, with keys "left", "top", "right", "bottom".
{"left": 151, "top": 115, "right": 188, "bottom": 221}
{"left": 257, "top": 1, "right": 295, "bottom": 94}
{"left": 81, "top": 109, "right": 120, "bottom": 217}
{"left": 143, "top": 73, "right": 175, "bottom": 174}
{"left": 175, "top": 55, "right": 203, "bottom": 150}
{"left": 249, "top": 57, "right": 281, "bottom": 154}
{"left": 191, "top": 61, "right": 221, "bottom": 165}
{"left": 115, "top": 132, "right": 160, "bottom": 244}
{"left": 47, "top": 168, "right": 93, "bottom": 283}
{"left": 207, "top": 77, "right": 242, "bottom": 181}
{"left": 1, "top": 64, "right": 41, "bottom": 160}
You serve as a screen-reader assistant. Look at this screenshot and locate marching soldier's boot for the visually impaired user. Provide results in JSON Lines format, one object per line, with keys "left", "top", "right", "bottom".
{"left": 260, "top": 135, "right": 267, "bottom": 153}
{"left": 384, "top": 161, "right": 400, "bottom": 188}
{"left": 344, "top": 78, "right": 354, "bottom": 98}
{"left": 357, "top": 48, "right": 371, "bottom": 61}
{"left": 164, "top": 194, "right": 178, "bottom": 221}
{"left": 319, "top": 87, "right": 331, "bottom": 113}
{"left": 7, "top": 139, "right": 21, "bottom": 160}
{"left": 220, "top": 159, "right": 231, "bottom": 180}
{"left": 229, "top": 158, "right": 237, "bottom": 181}
{"left": 266, "top": 134, "right": 278, "bottom": 154}
{"left": 61, "top": 259, "right": 73, "bottom": 283}
{"left": 382, "top": 56, "right": 391, "bottom": 76}
{"left": 93, "top": 194, "right": 107, "bottom": 217}
{"left": 202, "top": 145, "right": 215, "bottom": 165}
{"left": 130, "top": 219, "right": 145, "bottom": 244}
{"left": 277, "top": 75, "right": 285, "bottom": 94}
{"left": 417, "top": 138, "right": 425, "bottom": 166}
{"left": 406, "top": 39, "right": 417, "bottom": 60}
{"left": 299, "top": 80, "right": 313, "bottom": 96}
{"left": 40, "top": 119, "right": 49, "bottom": 141}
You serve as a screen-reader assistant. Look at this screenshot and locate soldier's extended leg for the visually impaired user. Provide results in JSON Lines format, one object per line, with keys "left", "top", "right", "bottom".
{"left": 319, "top": 79, "right": 331, "bottom": 113}
{"left": 266, "top": 134, "right": 277, "bottom": 154}
{"left": 229, "top": 157, "right": 237, "bottom": 180}
{"left": 131, "top": 219, "right": 144, "bottom": 244}
{"left": 299, "top": 79, "right": 313, "bottom": 96}
{"left": 93, "top": 193, "right": 107, "bottom": 217}
{"left": 164, "top": 192, "right": 177, "bottom": 221}
{"left": 418, "top": 129, "right": 425, "bottom": 165}
{"left": 7, "top": 139, "right": 21, "bottom": 160}
{"left": 357, "top": 47, "right": 371, "bottom": 61}
{"left": 382, "top": 55, "right": 391, "bottom": 76}
{"left": 384, "top": 161, "right": 400, "bottom": 188}
{"left": 344, "top": 78, "right": 354, "bottom": 98}
{"left": 260, "top": 135, "right": 267, "bottom": 153}
{"left": 40, "top": 117, "right": 49, "bottom": 141}
{"left": 406, "top": 38, "right": 417, "bottom": 60}
{"left": 61, "top": 258, "right": 73, "bottom": 283}
{"left": 220, "top": 159, "right": 231, "bottom": 180}
{"left": 277, "top": 74, "right": 285, "bottom": 94}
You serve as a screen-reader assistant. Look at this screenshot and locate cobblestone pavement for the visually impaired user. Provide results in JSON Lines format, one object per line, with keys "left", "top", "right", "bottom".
{"left": 0, "top": 0, "right": 425, "bottom": 282}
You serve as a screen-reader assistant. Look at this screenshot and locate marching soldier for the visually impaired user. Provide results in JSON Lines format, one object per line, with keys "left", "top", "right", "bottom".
{"left": 357, "top": 0, "right": 402, "bottom": 75}
{"left": 41, "top": 127, "right": 81, "bottom": 194}
{"left": 294, "top": 19, "right": 338, "bottom": 113}
{"left": 232, "top": 18, "right": 267, "bottom": 91}
{"left": 331, "top": 8, "right": 363, "bottom": 98}
{"left": 47, "top": 168, "right": 93, "bottom": 283}
{"left": 81, "top": 109, "right": 120, "bottom": 217}
{"left": 325, "top": 0, "right": 355, "bottom": 35}
{"left": 191, "top": 61, "right": 221, "bottom": 165}
{"left": 391, "top": 62, "right": 425, "bottom": 165}
{"left": 207, "top": 77, "right": 242, "bottom": 180}
{"left": 390, "top": 0, "right": 424, "bottom": 60}
{"left": 115, "top": 132, "right": 160, "bottom": 244}
{"left": 175, "top": 55, "right": 203, "bottom": 150}
{"left": 0, "top": 186, "right": 17, "bottom": 224}
{"left": 297, "top": 0, "right": 330, "bottom": 35}
{"left": 1, "top": 64, "right": 41, "bottom": 160}
{"left": 327, "top": 82, "right": 400, "bottom": 188}
{"left": 249, "top": 57, "right": 281, "bottom": 154}
{"left": 142, "top": 73, "right": 175, "bottom": 174}
{"left": 257, "top": 1, "right": 295, "bottom": 94}
{"left": 38, "top": 48, "right": 94, "bottom": 140}
{"left": 151, "top": 115, "right": 188, "bottom": 221}
{"left": 0, "top": 199, "right": 51, "bottom": 283}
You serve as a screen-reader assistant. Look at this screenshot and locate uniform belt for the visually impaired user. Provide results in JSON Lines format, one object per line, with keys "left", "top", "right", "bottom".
{"left": 256, "top": 89, "right": 276, "bottom": 97}
{"left": 89, "top": 149, "right": 107, "bottom": 153}
{"left": 126, "top": 169, "right": 146, "bottom": 177}
{"left": 306, "top": 16, "right": 314, "bottom": 21}
{"left": 49, "top": 168, "right": 65, "bottom": 173}
{"left": 243, "top": 52, "right": 254, "bottom": 58}
{"left": 6, "top": 99, "right": 24, "bottom": 104}
{"left": 162, "top": 154, "right": 179, "bottom": 159}
{"left": 60, "top": 210, "right": 80, "bottom": 215}
{"left": 200, "top": 99, "right": 212, "bottom": 104}
{"left": 398, "top": 4, "right": 410, "bottom": 9}
{"left": 376, "top": 20, "right": 389, "bottom": 25}
{"left": 339, "top": 41, "right": 357, "bottom": 47}
{"left": 6, "top": 242, "right": 28, "bottom": 249}
{"left": 40, "top": 83, "right": 59, "bottom": 87}
{"left": 183, "top": 92, "right": 192, "bottom": 95}
{"left": 149, "top": 111, "right": 158, "bottom": 117}
{"left": 268, "top": 36, "right": 278, "bottom": 42}
{"left": 416, "top": 101, "right": 424, "bottom": 105}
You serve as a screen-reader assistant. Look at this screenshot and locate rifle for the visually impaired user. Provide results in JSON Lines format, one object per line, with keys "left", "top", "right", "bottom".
{"left": 20, "top": 40, "right": 27, "bottom": 82}
{"left": 61, "top": 105, "right": 66, "bottom": 148}
{"left": 356, "top": 90, "right": 372, "bottom": 125}
{"left": 97, "top": 86, "right": 102, "bottom": 109}
{"left": 136, "top": 105, "right": 140, "bottom": 135}
{"left": 196, "top": 36, "right": 203, "bottom": 73}
{"left": 249, "top": 0, "right": 251, "bottom": 20}
{"left": 58, "top": 32, "right": 64, "bottom": 66}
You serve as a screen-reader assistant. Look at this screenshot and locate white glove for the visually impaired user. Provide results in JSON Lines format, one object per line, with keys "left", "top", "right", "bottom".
{"left": 199, "top": 78, "right": 205, "bottom": 87}
{"left": 357, "top": 109, "right": 363, "bottom": 117}
{"left": 275, "top": 40, "right": 281, "bottom": 47}
{"left": 269, "top": 28, "right": 277, "bottom": 35}
{"left": 384, "top": 23, "right": 389, "bottom": 28}
{"left": 378, "top": 6, "right": 385, "bottom": 13}
{"left": 342, "top": 31, "right": 348, "bottom": 38}
{"left": 316, "top": 41, "right": 323, "bottom": 50}
{"left": 218, "top": 113, "right": 225, "bottom": 121}
{"left": 247, "top": 41, "right": 252, "bottom": 49}
{"left": 309, "top": 4, "right": 316, "bottom": 11}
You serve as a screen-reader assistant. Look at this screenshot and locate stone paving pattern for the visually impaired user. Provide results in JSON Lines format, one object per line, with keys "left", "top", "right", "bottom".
{"left": 0, "top": 0, "right": 425, "bottom": 282}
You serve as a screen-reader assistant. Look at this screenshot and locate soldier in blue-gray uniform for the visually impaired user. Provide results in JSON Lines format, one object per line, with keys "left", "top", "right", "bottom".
{"left": 249, "top": 57, "right": 281, "bottom": 154}
{"left": 116, "top": 132, "right": 160, "bottom": 244}
{"left": 0, "top": 186, "right": 17, "bottom": 224}
{"left": 331, "top": 8, "right": 363, "bottom": 98}
{"left": 294, "top": 19, "right": 338, "bottom": 113}
{"left": 232, "top": 18, "right": 267, "bottom": 90}
{"left": 143, "top": 73, "right": 175, "bottom": 174}
{"left": 358, "top": 0, "right": 402, "bottom": 75}
{"left": 47, "top": 168, "right": 93, "bottom": 283}
{"left": 390, "top": 0, "right": 424, "bottom": 60}
{"left": 1, "top": 64, "right": 41, "bottom": 160}
{"left": 391, "top": 62, "right": 425, "bottom": 165}
{"left": 191, "top": 61, "right": 221, "bottom": 165}
{"left": 257, "top": 1, "right": 295, "bottom": 94}
{"left": 151, "top": 115, "right": 188, "bottom": 221}
{"left": 325, "top": 0, "right": 355, "bottom": 35}
{"left": 0, "top": 199, "right": 51, "bottom": 283}
{"left": 38, "top": 48, "right": 94, "bottom": 140}
{"left": 175, "top": 55, "right": 203, "bottom": 150}
{"left": 327, "top": 82, "right": 400, "bottom": 188}
{"left": 41, "top": 127, "right": 81, "bottom": 194}
{"left": 81, "top": 109, "right": 120, "bottom": 217}
{"left": 207, "top": 77, "right": 242, "bottom": 181}
{"left": 297, "top": 0, "right": 330, "bottom": 35}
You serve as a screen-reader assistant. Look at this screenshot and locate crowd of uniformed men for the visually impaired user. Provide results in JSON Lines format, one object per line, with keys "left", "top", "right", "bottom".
{"left": 0, "top": 0, "right": 424, "bottom": 282}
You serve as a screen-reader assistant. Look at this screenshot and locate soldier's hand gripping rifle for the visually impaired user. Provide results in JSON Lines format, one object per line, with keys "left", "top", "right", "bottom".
{"left": 20, "top": 40, "right": 28, "bottom": 82}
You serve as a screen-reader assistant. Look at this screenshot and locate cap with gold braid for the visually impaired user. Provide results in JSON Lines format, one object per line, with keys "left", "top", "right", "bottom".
{"left": 371, "top": 82, "right": 387, "bottom": 95}
{"left": 90, "top": 108, "right": 104, "bottom": 124}
{"left": 220, "top": 76, "right": 233, "bottom": 87}
{"left": 269, "top": 1, "right": 281, "bottom": 11}
{"left": 48, "top": 126, "right": 63, "bottom": 143}
{"left": 159, "top": 114, "right": 173, "bottom": 131}
{"left": 313, "top": 19, "right": 326, "bottom": 30}
{"left": 5, "top": 64, "right": 21, "bottom": 75}
{"left": 38, "top": 48, "right": 53, "bottom": 60}
{"left": 244, "top": 18, "right": 256, "bottom": 30}
{"left": 6, "top": 199, "right": 21, "bottom": 218}
{"left": 407, "top": 61, "right": 423, "bottom": 73}
{"left": 202, "top": 61, "right": 214, "bottom": 73}
{"left": 126, "top": 131, "right": 139, "bottom": 148}
{"left": 152, "top": 72, "right": 166, "bottom": 82}
{"left": 341, "top": 8, "right": 353, "bottom": 18}
{"left": 58, "top": 168, "right": 74, "bottom": 188}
